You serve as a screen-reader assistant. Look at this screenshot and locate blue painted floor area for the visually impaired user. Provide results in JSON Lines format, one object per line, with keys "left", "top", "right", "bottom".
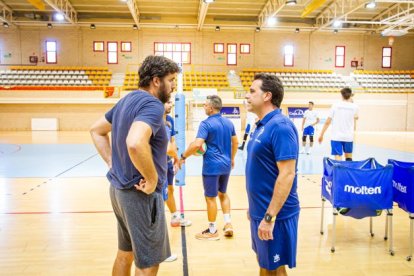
{"left": 1, "top": 143, "right": 414, "bottom": 178}
{"left": 0, "top": 144, "right": 106, "bottom": 178}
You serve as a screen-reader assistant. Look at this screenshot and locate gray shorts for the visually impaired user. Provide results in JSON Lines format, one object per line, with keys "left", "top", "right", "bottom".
{"left": 109, "top": 185, "right": 171, "bottom": 268}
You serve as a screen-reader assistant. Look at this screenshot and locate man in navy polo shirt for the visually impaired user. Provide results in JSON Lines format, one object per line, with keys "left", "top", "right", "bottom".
{"left": 90, "top": 55, "right": 180, "bottom": 275}
{"left": 245, "top": 73, "right": 300, "bottom": 275}
{"left": 180, "top": 95, "right": 238, "bottom": 240}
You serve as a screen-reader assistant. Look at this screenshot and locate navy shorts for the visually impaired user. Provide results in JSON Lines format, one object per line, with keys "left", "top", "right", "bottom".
{"left": 331, "top": 140, "right": 353, "bottom": 156}
{"left": 162, "top": 178, "right": 168, "bottom": 201}
{"left": 202, "top": 174, "right": 230, "bottom": 197}
{"left": 303, "top": 126, "right": 314, "bottom": 136}
{"left": 167, "top": 160, "right": 174, "bottom": 186}
{"left": 250, "top": 214, "right": 299, "bottom": 271}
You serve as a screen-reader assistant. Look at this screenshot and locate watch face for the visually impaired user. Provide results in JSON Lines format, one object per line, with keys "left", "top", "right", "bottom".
{"left": 264, "top": 213, "right": 271, "bottom": 222}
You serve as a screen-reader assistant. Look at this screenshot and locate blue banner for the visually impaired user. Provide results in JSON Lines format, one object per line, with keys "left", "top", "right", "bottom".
{"left": 221, "top": 107, "right": 240, "bottom": 117}
{"left": 322, "top": 158, "right": 393, "bottom": 218}
{"left": 388, "top": 159, "right": 414, "bottom": 213}
{"left": 287, "top": 107, "right": 307, "bottom": 119}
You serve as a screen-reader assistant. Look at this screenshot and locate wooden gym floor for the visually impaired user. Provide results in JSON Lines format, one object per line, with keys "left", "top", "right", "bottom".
{"left": 0, "top": 131, "right": 414, "bottom": 275}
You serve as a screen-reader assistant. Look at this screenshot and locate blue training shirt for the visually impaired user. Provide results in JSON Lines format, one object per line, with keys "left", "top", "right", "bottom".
{"left": 105, "top": 90, "right": 168, "bottom": 191}
{"left": 165, "top": 115, "right": 173, "bottom": 163}
{"left": 246, "top": 108, "right": 300, "bottom": 220}
{"left": 166, "top": 115, "right": 175, "bottom": 138}
{"left": 196, "top": 113, "right": 236, "bottom": 175}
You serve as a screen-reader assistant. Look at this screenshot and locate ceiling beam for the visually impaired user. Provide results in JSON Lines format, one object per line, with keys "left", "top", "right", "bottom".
{"left": 372, "top": 2, "right": 414, "bottom": 30}
{"left": 314, "top": 0, "right": 366, "bottom": 30}
{"left": 375, "top": 3, "right": 414, "bottom": 34}
{"left": 43, "top": 0, "right": 77, "bottom": 24}
{"left": 0, "top": 0, "right": 12, "bottom": 24}
{"left": 126, "top": 0, "right": 140, "bottom": 29}
{"left": 258, "top": 0, "right": 286, "bottom": 28}
{"left": 314, "top": 0, "right": 414, "bottom": 33}
{"left": 197, "top": 0, "right": 209, "bottom": 31}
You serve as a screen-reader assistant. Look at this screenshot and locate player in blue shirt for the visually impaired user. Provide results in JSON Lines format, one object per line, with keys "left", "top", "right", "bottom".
{"left": 90, "top": 55, "right": 180, "bottom": 275}
{"left": 180, "top": 95, "right": 238, "bottom": 240}
{"left": 245, "top": 73, "right": 300, "bottom": 275}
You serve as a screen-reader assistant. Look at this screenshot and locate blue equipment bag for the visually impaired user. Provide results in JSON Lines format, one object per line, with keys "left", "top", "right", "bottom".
{"left": 388, "top": 159, "right": 414, "bottom": 213}
{"left": 322, "top": 157, "right": 393, "bottom": 219}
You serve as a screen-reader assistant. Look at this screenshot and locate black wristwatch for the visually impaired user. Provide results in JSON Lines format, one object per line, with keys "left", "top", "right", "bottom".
{"left": 264, "top": 213, "right": 276, "bottom": 223}
{"left": 180, "top": 153, "right": 186, "bottom": 160}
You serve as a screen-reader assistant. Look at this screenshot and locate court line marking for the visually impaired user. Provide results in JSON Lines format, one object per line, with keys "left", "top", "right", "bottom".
{"left": 19, "top": 153, "right": 98, "bottom": 196}
{"left": 2, "top": 205, "right": 391, "bottom": 215}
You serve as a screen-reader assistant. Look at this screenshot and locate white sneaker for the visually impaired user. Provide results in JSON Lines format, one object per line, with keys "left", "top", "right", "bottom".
{"left": 164, "top": 254, "right": 178, "bottom": 262}
{"left": 171, "top": 217, "right": 192, "bottom": 227}
{"left": 180, "top": 218, "right": 192, "bottom": 227}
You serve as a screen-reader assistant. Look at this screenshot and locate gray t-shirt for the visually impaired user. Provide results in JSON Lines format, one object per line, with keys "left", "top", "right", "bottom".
{"left": 105, "top": 90, "right": 168, "bottom": 191}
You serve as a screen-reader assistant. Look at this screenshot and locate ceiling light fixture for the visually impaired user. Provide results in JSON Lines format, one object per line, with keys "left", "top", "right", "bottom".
{"left": 54, "top": 13, "right": 64, "bottom": 21}
{"left": 255, "top": 27, "right": 261, "bottom": 32}
{"left": 365, "top": 1, "right": 376, "bottom": 9}
{"left": 203, "top": 0, "right": 215, "bottom": 3}
{"left": 3, "top": 22, "right": 9, "bottom": 28}
{"left": 267, "top": 17, "right": 277, "bottom": 26}
{"left": 133, "top": 24, "right": 138, "bottom": 30}
{"left": 333, "top": 29, "right": 338, "bottom": 34}
{"left": 90, "top": 24, "right": 96, "bottom": 29}
{"left": 215, "top": 26, "right": 220, "bottom": 31}
{"left": 295, "top": 28, "right": 300, "bottom": 33}
{"left": 47, "top": 23, "right": 53, "bottom": 29}
{"left": 333, "top": 20, "right": 342, "bottom": 28}
{"left": 286, "top": 0, "right": 297, "bottom": 5}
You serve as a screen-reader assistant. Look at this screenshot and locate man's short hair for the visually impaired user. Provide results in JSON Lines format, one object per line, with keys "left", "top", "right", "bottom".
{"left": 309, "top": 101, "right": 314, "bottom": 105}
{"left": 206, "top": 94, "right": 222, "bottom": 111}
{"left": 340, "top": 87, "right": 353, "bottom": 100}
{"left": 138, "top": 55, "right": 181, "bottom": 87}
{"left": 254, "top": 73, "right": 284, "bottom": 108}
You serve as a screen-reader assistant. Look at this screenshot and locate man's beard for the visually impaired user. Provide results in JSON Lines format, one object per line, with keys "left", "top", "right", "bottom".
{"left": 157, "top": 81, "right": 170, "bottom": 104}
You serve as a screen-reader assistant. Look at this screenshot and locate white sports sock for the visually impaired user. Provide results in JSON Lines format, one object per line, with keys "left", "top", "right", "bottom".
{"left": 208, "top": 222, "right": 217, "bottom": 233}
{"left": 172, "top": 212, "right": 180, "bottom": 219}
{"left": 223, "top": 213, "right": 231, "bottom": 224}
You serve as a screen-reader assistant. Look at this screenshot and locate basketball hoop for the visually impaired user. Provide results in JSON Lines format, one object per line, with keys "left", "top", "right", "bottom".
{"left": 388, "top": 36, "right": 394, "bottom": 46}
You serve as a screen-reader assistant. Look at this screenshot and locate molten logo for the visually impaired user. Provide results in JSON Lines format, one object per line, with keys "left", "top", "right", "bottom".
{"left": 393, "top": 180, "right": 407, "bottom": 193}
{"left": 344, "top": 185, "right": 381, "bottom": 195}
{"left": 324, "top": 178, "right": 332, "bottom": 196}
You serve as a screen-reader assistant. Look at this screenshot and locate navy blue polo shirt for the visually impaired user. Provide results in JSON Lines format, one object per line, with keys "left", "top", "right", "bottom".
{"left": 105, "top": 90, "right": 168, "bottom": 191}
{"left": 196, "top": 113, "right": 236, "bottom": 175}
{"left": 246, "top": 108, "right": 300, "bottom": 220}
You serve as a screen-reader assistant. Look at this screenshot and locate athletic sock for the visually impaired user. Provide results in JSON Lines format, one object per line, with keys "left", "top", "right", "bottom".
{"left": 172, "top": 211, "right": 180, "bottom": 220}
{"left": 223, "top": 214, "right": 231, "bottom": 224}
{"left": 208, "top": 222, "right": 217, "bottom": 233}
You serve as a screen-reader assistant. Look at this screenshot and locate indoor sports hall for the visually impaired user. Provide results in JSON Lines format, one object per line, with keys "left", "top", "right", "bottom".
{"left": 0, "top": 0, "right": 414, "bottom": 275}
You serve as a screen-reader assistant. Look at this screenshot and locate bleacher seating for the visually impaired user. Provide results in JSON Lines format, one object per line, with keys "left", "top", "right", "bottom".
{"left": 0, "top": 66, "right": 112, "bottom": 88}
{"left": 183, "top": 71, "right": 229, "bottom": 91}
{"left": 122, "top": 71, "right": 229, "bottom": 91}
{"left": 240, "top": 69, "right": 346, "bottom": 92}
{"left": 123, "top": 72, "right": 139, "bottom": 91}
{"left": 352, "top": 70, "right": 414, "bottom": 92}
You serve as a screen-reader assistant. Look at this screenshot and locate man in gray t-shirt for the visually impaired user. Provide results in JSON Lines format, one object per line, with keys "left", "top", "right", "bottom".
{"left": 90, "top": 55, "right": 180, "bottom": 274}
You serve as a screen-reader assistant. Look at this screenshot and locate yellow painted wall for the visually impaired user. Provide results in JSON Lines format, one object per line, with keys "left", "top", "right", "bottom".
{"left": 1, "top": 27, "right": 413, "bottom": 73}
